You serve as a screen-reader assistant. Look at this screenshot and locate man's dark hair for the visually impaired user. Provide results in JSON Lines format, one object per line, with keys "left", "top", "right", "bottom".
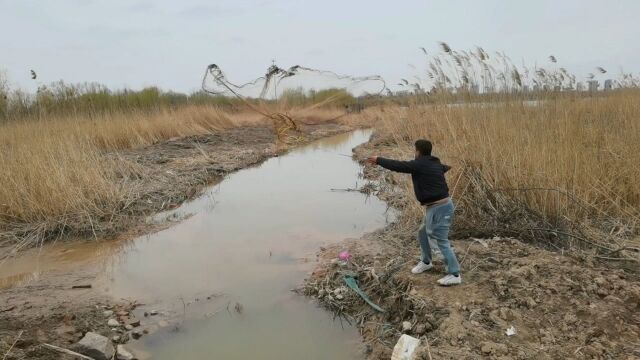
{"left": 414, "top": 139, "right": 432, "bottom": 156}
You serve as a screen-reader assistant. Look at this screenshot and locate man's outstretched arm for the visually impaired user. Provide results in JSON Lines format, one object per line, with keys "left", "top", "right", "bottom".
{"left": 368, "top": 156, "right": 418, "bottom": 174}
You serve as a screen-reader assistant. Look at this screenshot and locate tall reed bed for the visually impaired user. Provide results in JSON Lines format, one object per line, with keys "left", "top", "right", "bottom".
{"left": 0, "top": 106, "right": 246, "bottom": 248}
{"left": 361, "top": 90, "right": 640, "bottom": 265}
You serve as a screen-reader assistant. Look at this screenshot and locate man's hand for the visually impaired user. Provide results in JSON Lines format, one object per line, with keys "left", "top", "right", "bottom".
{"left": 366, "top": 156, "right": 378, "bottom": 165}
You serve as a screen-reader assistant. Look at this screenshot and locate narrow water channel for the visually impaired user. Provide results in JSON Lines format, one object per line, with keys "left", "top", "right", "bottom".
{"left": 0, "top": 130, "right": 390, "bottom": 359}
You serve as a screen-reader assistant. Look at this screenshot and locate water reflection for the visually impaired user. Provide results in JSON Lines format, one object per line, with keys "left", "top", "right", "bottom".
{"left": 1, "top": 130, "right": 390, "bottom": 360}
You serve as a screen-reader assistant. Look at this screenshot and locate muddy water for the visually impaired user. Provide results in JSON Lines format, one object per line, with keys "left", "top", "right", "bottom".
{"left": 0, "top": 130, "right": 389, "bottom": 359}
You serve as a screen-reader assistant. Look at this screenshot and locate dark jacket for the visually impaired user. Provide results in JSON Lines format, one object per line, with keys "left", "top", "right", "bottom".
{"left": 376, "top": 155, "right": 450, "bottom": 205}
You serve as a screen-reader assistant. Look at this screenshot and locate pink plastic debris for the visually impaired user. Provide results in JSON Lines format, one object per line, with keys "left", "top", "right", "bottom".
{"left": 338, "top": 250, "right": 351, "bottom": 262}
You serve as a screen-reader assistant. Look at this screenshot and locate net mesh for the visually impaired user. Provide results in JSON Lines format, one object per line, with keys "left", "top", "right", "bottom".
{"left": 202, "top": 63, "right": 386, "bottom": 150}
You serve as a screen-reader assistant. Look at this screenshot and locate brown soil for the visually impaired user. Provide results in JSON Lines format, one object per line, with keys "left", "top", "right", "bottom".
{"left": 302, "top": 137, "right": 640, "bottom": 360}
{"left": 0, "top": 121, "right": 352, "bottom": 359}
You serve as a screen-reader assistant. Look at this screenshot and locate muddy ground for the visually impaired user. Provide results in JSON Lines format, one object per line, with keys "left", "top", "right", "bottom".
{"left": 303, "top": 137, "right": 640, "bottom": 359}
{"left": 0, "top": 121, "right": 352, "bottom": 359}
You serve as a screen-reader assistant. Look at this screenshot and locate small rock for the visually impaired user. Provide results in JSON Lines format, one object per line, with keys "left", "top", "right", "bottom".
{"left": 131, "top": 329, "right": 143, "bottom": 339}
{"left": 125, "top": 325, "right": 134, "bottom": 331}
{"left": 107, "top": 319, "right": 120, "bottom": 327}
{"left": 335, "top": 294, "right": 344, "bottom": 300}
{"left": 401, "top": 321, "right": 412, "bottom": 333}
{"left": 116, "top": 345, "right": 137, "bottom": 360}
{"left": 317, "top": 289, "right": 326, "bottom": 298}
{"left": 149, "top": 310, "right": 159, "bottom": 316}
{"left": 75, "top": 332, "right": 115, "bottom": 360}
{"left": 117, "top": 311, "right": 129, "bottom": 317}
{"left": 103, "top": 310, "right": 114, "bottom": 317}
{"left": 143, "top": 312, "right": 149, "bottom": 317}
{"left": 129, "top": 320, "right": 141, "bottom": 327}
{"left": 112, "top": 335, "right": 121, "bottom": 343}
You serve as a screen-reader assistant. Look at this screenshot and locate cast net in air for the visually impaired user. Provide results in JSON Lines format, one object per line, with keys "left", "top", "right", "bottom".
{"left": 202, "top": 63, "right": 387, "bottom": 150}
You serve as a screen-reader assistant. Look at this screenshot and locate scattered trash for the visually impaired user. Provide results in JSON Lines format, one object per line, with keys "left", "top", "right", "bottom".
{"left": 506, "top": 325, "right": 517, "bottom": 336}
{"left": 391, "top": 334, "right": 421, "bottom": 360}
{"left": 338, "top": 250, "right": 351, "bottom": 262}
{"left": 343, "top": 276, "right": 385, "bottom": 312}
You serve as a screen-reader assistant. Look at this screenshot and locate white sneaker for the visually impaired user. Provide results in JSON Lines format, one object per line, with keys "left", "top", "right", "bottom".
{"left": 437, "top": 274, "right": 462, "bottom": 286}
{"left": 411, "top": 261, "right": 433, "bottom": 274}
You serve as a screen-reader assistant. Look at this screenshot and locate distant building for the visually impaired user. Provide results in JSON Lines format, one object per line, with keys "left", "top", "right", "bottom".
{"left": 604, "top": 79, "right": 613, "bottom": 91}
{"left": 587, "top": 80, "right": 599, "bottom": 92}
{"left": 395, "top": 90, "right": 410, "bottom": 97}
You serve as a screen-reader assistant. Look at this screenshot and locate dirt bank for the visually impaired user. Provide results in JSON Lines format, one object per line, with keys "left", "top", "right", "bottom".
{"left": 0, "top": 122, "right": 352, "bottom": 359}
{"left": 302, "top": 135, "right": 640, "bottom": 359}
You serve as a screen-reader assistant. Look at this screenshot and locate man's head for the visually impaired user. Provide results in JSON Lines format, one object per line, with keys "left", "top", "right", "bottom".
{"left": 414, "top": 139, "right": 432, "bottom": 158}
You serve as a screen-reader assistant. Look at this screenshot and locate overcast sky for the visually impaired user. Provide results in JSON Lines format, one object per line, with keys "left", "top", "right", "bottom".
{"left": 1, "top": 0, "right": 639, "bottom": 93}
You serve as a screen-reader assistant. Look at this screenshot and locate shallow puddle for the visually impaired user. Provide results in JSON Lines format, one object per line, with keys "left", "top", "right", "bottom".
{"left": 1, "top": 130, "right": 390, "bottom": 359}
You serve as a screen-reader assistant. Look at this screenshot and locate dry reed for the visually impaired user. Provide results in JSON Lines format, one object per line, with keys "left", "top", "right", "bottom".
{"left": 355, "top": 90, "right": 640, "bottom": 265}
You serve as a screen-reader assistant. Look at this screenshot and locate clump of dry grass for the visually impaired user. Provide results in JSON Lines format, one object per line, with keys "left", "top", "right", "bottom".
{"left": 363, "top": 90, "right": 640, "bottom": 265}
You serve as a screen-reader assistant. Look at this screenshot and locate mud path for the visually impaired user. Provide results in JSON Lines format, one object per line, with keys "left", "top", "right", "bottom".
{"left": 1, "top": 128, "right": 391, "bottom": 359}
{"left": 303, "top": 137, "right": 640, "bottom": 360}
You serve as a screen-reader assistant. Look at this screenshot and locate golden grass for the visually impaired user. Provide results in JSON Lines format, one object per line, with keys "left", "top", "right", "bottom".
{"left": 0, "top": 103, "right": 351, "bottom": 249}
{"left": 0, "top": 106, "right": 248, "bottom": 239}
{"left": 359, "top": 90, "right": 640, "bottom": 261}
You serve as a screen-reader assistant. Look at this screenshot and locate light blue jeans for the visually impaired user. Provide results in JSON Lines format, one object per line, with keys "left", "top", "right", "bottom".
{"left": 418, "top": 199, "right": 460, "bottom": 275}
